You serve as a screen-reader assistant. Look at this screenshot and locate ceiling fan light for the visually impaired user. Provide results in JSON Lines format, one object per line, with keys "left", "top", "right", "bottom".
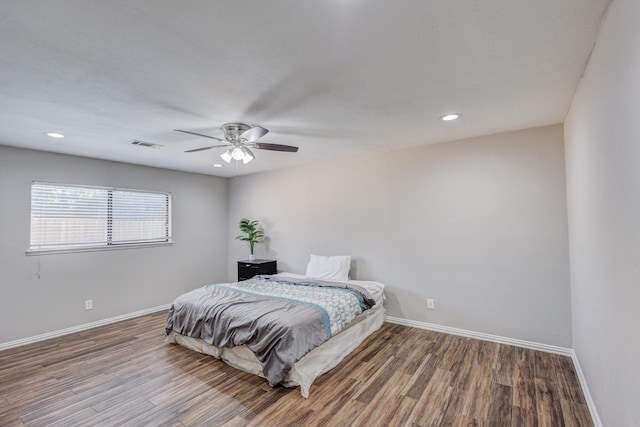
{"left": 220, "top": 149, "right": 232, "bottom": 163}
{"left": 242, "top": 148, "right": 255, "bottom": 164}
{"left": 231, "top": 147, "right": 245, "bottom": 161}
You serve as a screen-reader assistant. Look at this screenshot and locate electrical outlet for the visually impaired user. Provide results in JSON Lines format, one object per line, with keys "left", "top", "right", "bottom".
{"left": 427, "top": 298, "right": 435, "bottom": 310}
{"left": 85, "top": 299, "right": 93, "bottom": 310}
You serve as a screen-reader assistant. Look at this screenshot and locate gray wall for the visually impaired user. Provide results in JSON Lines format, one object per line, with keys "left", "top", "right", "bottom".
{"left": 228, "top": 125, "right": 572, "bottom": 347}
{"left": 564, "top": 0, "right": 640, "bottom": 424}
{"left": 0, "top": 146, "right": 228, "bottom": 344}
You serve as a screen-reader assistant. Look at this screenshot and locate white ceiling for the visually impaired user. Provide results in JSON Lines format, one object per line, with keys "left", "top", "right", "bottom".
{"left": 0, "top": 1, "right": 610, "bottom": 177}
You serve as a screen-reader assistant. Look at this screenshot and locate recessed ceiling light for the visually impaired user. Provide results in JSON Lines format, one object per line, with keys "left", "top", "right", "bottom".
{"left": 212, "top": 164, "right": 223, "bottom": 168}
{"left": 440, "top": 113, "right": 461, "bottom": 121}
{"left": 45, "top": 132, "right": 65, "bottom": 138}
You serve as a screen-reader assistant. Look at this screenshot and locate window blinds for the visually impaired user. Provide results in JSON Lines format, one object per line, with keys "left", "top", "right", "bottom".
{"left": 30, "top": 182, "right": 171, "bottom": 250}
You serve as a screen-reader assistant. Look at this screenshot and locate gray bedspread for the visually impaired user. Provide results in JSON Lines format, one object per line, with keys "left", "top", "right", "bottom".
{"left": 165, "top": 276, "right": 375, "bottom": 386}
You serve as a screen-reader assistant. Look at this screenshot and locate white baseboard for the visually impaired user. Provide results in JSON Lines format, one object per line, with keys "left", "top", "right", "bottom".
{"left": 385, "top": 316, "right": 573, "bottom": 356}
{"left": 0, "top": 304, "right": 171, "bottom": 352}
{"left": 570, "top": 350, "right": 602, "bottom": 427}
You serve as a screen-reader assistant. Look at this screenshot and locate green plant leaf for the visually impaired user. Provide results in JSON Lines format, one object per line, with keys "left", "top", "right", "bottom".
{"left": 236, "top": 218, "right": 264, "bottom": 254}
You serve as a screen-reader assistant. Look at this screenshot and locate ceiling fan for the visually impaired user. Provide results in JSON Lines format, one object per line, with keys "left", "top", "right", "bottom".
{"left": 175, "top": 123, "right": 299, "bottom": 164}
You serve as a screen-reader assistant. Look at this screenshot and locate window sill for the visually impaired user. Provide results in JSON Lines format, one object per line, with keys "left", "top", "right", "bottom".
{"left": 26, "top": 240, "right": 174, "bottom": 256}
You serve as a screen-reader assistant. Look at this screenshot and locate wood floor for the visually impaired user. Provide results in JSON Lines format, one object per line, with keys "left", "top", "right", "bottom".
{"left": 0, "top": 312, "right": 592, "bottom": 427}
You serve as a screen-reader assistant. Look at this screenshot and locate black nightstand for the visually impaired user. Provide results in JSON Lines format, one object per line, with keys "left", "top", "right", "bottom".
{"left": 237, "top": 259, "right": 277, "bottom": 281}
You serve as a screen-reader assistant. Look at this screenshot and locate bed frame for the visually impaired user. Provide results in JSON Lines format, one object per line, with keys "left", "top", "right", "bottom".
{"left": 166, "top": 305, "right": 385, "bottom": 398}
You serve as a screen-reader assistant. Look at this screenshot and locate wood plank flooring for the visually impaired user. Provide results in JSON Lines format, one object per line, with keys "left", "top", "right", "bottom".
{"left": 0, "top": 312, "right": 592, "bottom": 426}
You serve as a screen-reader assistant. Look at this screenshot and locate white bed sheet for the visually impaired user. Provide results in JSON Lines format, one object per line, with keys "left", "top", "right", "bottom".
{"left": 165, "top": 273, "right": 386, "bottom": 397}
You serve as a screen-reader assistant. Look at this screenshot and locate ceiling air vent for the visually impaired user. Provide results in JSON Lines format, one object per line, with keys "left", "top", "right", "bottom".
{"left": 129, "top": 140, "right": 163, "bottom": 149}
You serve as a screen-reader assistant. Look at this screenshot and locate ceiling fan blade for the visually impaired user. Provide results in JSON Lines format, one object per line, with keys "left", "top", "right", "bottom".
{"left": 240, "top": 125, "right": 269, "bottom": 142}
{"left": 185, "top": 144, "right": 229, "bottom": 153}
{"left": 174, "top": 129, "right": 226, "bottom": 142}
{"left": 254, "top": 142, "right": 299, "bottom": 152}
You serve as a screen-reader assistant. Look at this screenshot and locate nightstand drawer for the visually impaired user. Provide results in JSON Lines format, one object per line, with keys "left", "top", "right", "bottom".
{"left": 239, "top": 263, "right": 260, "bottom": 270}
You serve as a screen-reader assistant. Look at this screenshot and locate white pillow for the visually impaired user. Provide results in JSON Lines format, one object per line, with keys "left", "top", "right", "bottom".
{"left": 305, "top": 254, "right": 351, "bottom": 282}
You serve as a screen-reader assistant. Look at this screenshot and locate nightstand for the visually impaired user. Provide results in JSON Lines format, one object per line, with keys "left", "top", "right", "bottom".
{"left": 237, "top": 259, "right": 277, "bottom": 281}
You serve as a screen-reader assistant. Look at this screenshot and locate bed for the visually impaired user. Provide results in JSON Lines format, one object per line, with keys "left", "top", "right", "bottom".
{"left": 164, "top": 256, "right": 385, "bottom": 398}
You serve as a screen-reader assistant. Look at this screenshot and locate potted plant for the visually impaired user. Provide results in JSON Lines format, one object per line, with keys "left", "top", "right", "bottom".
{"left": 235, "top": 218, "right": 264, "bottom": 261}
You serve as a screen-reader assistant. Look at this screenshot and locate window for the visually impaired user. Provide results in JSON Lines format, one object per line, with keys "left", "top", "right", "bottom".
{"left": 29, "top": 182, "right": 172, "bottom": 254}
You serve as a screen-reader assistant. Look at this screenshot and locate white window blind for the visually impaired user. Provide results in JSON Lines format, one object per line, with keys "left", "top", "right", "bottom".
{"left": 30, "top": 182, "right": 171, "bottom": 252}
